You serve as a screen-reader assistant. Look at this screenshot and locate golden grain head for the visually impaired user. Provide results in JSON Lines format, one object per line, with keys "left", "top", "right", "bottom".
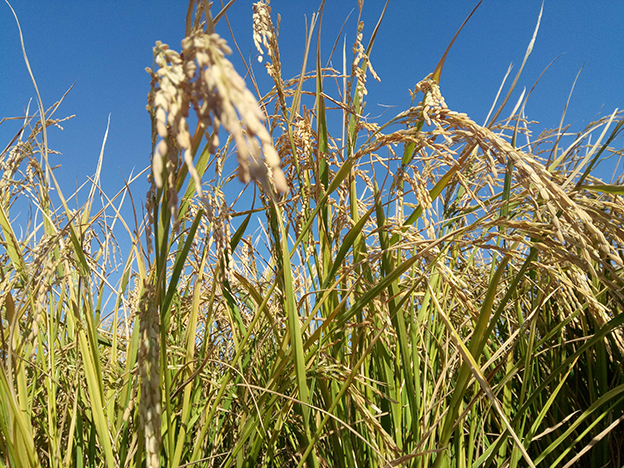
{"left": 147, "top": 27, "right": 288, "bottom": 218}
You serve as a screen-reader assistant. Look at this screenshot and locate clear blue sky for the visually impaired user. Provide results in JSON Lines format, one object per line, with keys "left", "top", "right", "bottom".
{"left": 2, "top": 0, "right": 623, "bottom": 209}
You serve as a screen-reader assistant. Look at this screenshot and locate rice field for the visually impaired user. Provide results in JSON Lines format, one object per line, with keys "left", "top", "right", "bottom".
{"left": 1, "top": 1, "right": 624, "bottom": 467}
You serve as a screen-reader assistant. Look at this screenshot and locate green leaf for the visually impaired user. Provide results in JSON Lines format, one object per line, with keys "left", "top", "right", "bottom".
{"left": 578, "top": 184, "right": 624, "bottom": 195}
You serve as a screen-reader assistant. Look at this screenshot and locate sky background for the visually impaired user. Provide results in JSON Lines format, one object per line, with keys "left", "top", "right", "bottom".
{"left": 2, "top": 0, "right": 623, "bottom": 223}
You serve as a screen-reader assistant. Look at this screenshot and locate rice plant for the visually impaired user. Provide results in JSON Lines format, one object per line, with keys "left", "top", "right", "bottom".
{"left": 1, "top": 1, "right": 623, "bottom": 467}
